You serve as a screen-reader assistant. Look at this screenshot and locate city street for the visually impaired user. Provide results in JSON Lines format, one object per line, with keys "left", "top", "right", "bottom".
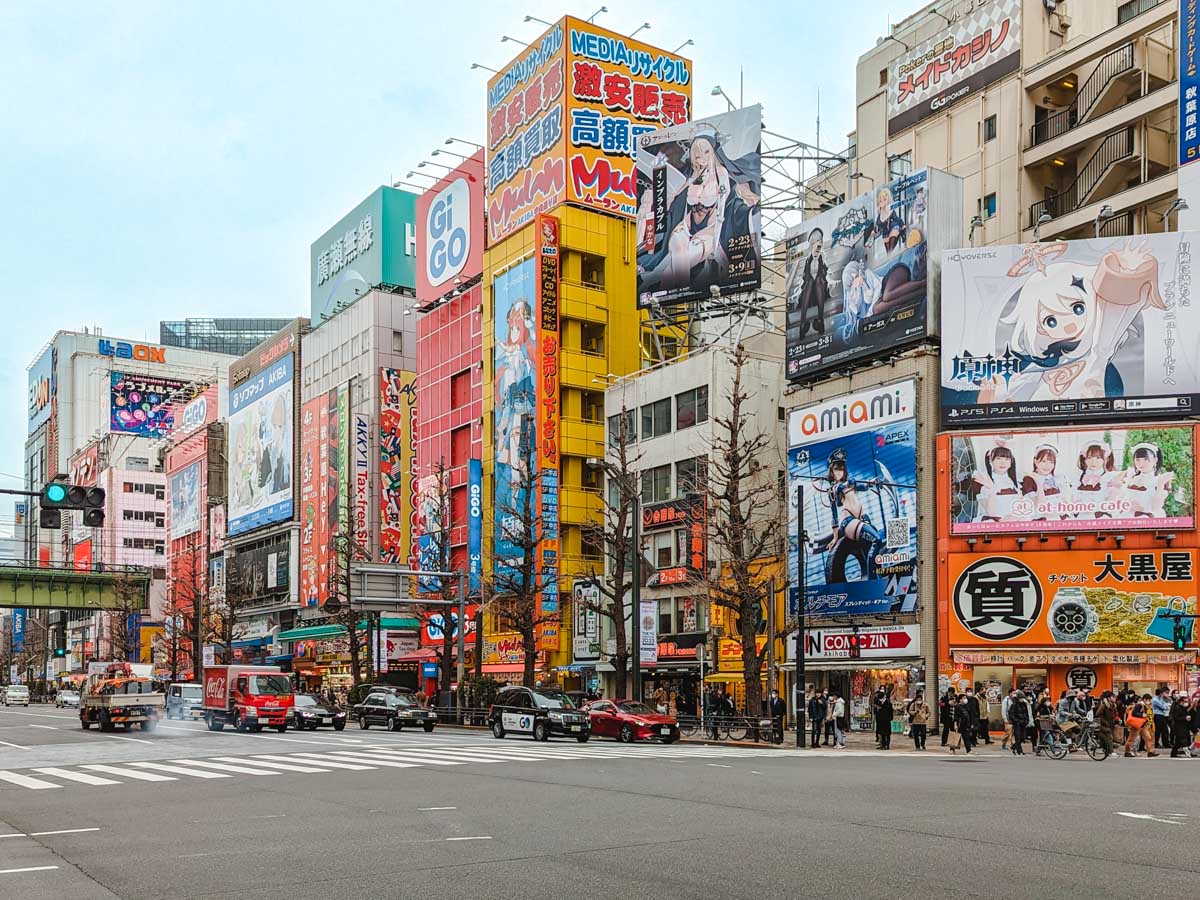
{"left": 1, "top": 706, "right": 1198, "bottom": 899}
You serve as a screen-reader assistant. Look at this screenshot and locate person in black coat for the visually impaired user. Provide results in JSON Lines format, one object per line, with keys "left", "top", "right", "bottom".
{"left": 939, "top": 689, "right": 957, "bottom": 746}
{"left": 767, "top": 690, "right": 787, "bottom": 744}
{"left": 1170, "top": 693, "right": 1192, "bottom": 757}
{"left": 1008, "top": 689, "right": 1031, "bottom": 756}
{"left": 954, "top": 695, "right": 975, "bottom": 754}
{"left": 874, "top": 690, "right": 894, "bottom": 750}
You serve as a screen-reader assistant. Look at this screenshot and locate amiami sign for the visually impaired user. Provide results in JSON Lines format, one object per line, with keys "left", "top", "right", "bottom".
{"left": 788, "top": 379, "right": 917, "bottom": 446}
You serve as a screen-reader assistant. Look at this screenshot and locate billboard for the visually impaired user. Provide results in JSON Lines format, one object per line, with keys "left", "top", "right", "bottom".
{"left": 537, "top": 214, "right": 560, "bottom": 640}
{"left": 493, "top": 259, "right": 538, "bottom": 574}
{"left": 635, "top": 105, "right": 762, "bottom": 308}
{"left": 110, "top": 372, "right": 189, "bottom": 437}
{"left": 572, "top": 580, "right": 601, "bottom": 663}
{"left": 171, "top": 386, "right": 218, "bottom": 440}
{"left": 485, "top": 16, "right": 692, "bottom": 243}
{"left": 415, "top": 472, "right": 445, "bottom": 594}
{"left": 416, "top": 151, "right": 485, "bottom": 305}
{"left": 948, "top": 425, "right": 1195, "bottom": 534}
{"left": 70, "top": 444, "right": 99, "bottom": 487}
{"left": 169, "top": 460, "right": 202, "bottom": 538}
{"left": 298, "top": 395, "right": 328, "bottom": 607}
{"left": 947, "top": 549, "right": 1196, "bottom": 647}
{"left": 785, "top": 168, "right": 951, "bottom": 381}
{"left": 940, "top": 232, "right": 1200, "bottom": 425}
{"left": 12, "top": 608, "right": 25, "bottom": 654}
{"left": 641, "top": 496, "right": 706, "bottom": 586}
{"left": 227, "top": 354, "right": 294, "bottom": 536}
{"left": 28, "top": 346, "right": 55, "bottom": 433}
{"left": 311, "top": 186, "right": 416, "bottom": 325}
{"left": 787, "top": 380, "right": 919, "bottom": 617}
{"left": 353, "top": 414, "right": 370, "bottom": 559}
{"left": 886, "top": 0, "right": 1021, "bottom": 137}
{"left": 379, "top": 368, "right": 416, "bottom": 565}
{"left": 227, "top": 541, "right": 290, "bottom": 599}
{"left": 468, "top": 458, "right": 483, "bottom": 595}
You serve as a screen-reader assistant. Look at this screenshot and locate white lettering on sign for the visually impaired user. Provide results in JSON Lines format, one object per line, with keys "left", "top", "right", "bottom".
{"left": 317, "top": 215, "right": 374, "bottom": 286}
{"left": 425, "top": 178, "right": 472, "bottom": 288}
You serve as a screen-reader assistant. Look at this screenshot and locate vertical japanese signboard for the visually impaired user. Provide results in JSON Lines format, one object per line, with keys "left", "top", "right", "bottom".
{"left": 353, "top": 413, "right": 370, "bottom": 559}
{"left": 299, "top": 396, "right": 324, "bottom": 607}
{"left": 379, "top": 369, "right": 416, "bottom": 565}
{"left": 1181, "top": 0, "right": 1200, "bottom": 167}
{"left": 468, "top": 458, "right": 483, "bottom": 595}
{"left": 537, "top": 214, "right": 561, "bottom": 650}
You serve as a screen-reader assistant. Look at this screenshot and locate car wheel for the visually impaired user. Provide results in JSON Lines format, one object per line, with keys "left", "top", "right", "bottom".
{"left": 333, "top": 722, "right": 346, "bottom": 732}
{"left": 358, "top": 715, "right": 370, "bottom": 730}
{"left": 100, "top": 712, "right": 114, "bottom": 732}
{"left": 620, "top": 724, "right": 635, "bottom": 743}
{"left": 389, "top": 717, "right": 402, "bottom": 732}
{"left": 576, "top": 734, "right": 589, "bottom": 744}
{"left": 275, "top": 724, "right": 287, "bottom": 733}
{"left": 423, "top": 723, "right": 435, "bottom": 733}
{"left": 492, "top": 720, "right": 506, "bottom": 739}
{"left": 533, "top": 720, "right": 550, "bottom": 742}
{"left": 80, "top": 716, "right": 91, "bottom": 730}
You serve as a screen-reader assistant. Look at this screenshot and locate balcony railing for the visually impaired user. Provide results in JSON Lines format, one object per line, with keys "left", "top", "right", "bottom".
{"left": 1029, "top": 44, "right": 1134, "bottom": 148}
{"left": 1029, "top": 127, "right": 1135, "bottom": 228}
{"left": 1099, "top": 210, "right": 1135, "bottom": 238}
{"left": 1118, "top": 0, "right": 1165, "bottom": 26}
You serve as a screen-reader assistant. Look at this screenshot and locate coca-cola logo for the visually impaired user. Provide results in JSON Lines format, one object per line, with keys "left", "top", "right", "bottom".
{"left": 204, "top": 676, "right": 226, "bottom": 703}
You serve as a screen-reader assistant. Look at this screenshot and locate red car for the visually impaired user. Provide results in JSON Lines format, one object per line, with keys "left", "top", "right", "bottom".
{"left": 585, "top": 699, "right": 680, "bottom": 743}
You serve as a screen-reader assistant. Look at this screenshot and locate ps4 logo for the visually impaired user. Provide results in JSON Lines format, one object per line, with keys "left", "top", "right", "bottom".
{"left": 425, "top": 177, "right": 472, "bottom": 288}
{"left": 99, "top": 339, "right": 166, "bottom": 364}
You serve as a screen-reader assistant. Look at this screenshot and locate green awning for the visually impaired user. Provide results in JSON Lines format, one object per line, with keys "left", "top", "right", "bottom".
{"left": 278, "top": 617, "right": 421, "bottom": 643}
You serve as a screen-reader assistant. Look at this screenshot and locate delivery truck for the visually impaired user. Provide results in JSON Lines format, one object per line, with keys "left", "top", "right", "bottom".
{"left": 79, "top": 661, "right": 164, "bottom": 732}
{"left": 202, "top": 665, "right": 294, "bottom": 732}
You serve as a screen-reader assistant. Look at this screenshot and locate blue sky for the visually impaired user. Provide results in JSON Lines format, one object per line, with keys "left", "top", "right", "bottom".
{"left": 0, "top": 1, "right": 897, "bottom": 512}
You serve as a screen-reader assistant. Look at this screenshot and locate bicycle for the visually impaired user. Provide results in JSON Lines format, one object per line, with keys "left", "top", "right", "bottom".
{"left": 1035, "top": 716, "right": 1109, "bottom": 761}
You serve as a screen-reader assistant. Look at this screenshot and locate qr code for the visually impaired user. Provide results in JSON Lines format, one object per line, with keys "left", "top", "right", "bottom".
{"left": 885, "top": 517, "right": 908, "bottom": 549}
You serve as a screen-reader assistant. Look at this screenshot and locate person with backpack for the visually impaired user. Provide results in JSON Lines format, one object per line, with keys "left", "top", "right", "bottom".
{"left": 939, "top": 688, "right": 957, "bottom": 746}
{"left": 1007, "top": 689, "right": 1032, "bottom": 756}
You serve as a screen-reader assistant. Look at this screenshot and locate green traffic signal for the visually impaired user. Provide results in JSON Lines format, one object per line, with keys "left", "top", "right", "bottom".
{"left": 1173, "top": 621, "right": 1188, "bottom": 651}
{"left": 45, "top": 483, "right": 66, "bottom": 504}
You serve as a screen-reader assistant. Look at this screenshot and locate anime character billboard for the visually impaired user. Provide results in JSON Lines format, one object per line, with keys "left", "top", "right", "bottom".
{"left": 493, "top": 259, "right": 538, "bottom": 575}
{"left": 787, "top": 380, "right": 919, "bottom": 617}
{"left": 635, "top": 106, "right": 762, "bottom": 307}
{"left": 785, "top": 168, "right": 955, "bottom": 381}
{"left": 110, "top": 372, "right": 189, "bottom": 437}
{"left": 941, "top": 233, "right": 1200, "bottom": 425}
{"left": 169, "top": 460, "right": 202, "bottom": 539}
{"left": 227, "top": 355, "right": 294, "bottom": 536}
{"left": 948, "top": 425, "right": 1195, "bottom": 534}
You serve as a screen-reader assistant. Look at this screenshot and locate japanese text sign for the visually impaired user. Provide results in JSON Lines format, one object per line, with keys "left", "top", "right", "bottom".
{"left": 1181, "top": 0, "right": 1200, "bottom": 166}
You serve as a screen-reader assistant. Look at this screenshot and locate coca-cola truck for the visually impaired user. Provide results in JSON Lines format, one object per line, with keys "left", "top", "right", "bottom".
{"left": 202, "top": 665, "right": 294, "bottom": 733}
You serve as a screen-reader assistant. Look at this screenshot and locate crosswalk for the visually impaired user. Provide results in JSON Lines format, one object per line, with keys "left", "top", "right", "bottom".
{"left": 0, "top": 739, "right": 791, "bottom": 792}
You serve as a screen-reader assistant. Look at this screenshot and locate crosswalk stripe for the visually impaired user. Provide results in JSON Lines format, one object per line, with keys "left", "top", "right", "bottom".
{"left": 172, "top": 760, "right": 281, "bottom": 776}
{"left": 32, "top": 767, "right": 118, "bottom": 785}
{"left": 361, "top": 748, "right": 518, "bottom": 763}
{"left": 210, "top": 757, "right": 329, "bottom": 774}
{"left": 130, "top": 761, "right": 229, "bottom": 779}
{"left": 0, "top": 770, "right": 61, "bottom": 790}
{"left": 82, "top": 764, "right": 176, "bottom": 782}
{"left": 252, "top": 754, "right": 374, "bottom": 771}
{"left": 305, "top": 752, "right": 417, "bottom": 768}
{"left": 423, "top": 748, "right": 585, "bottom": 762}
{"left": 331, "top": 750, "right": 466, "bottom": 765}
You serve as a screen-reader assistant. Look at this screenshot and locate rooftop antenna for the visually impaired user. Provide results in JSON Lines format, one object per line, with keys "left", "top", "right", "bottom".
{"left": 816, "top": 87, "right": 821, "bottom": 160}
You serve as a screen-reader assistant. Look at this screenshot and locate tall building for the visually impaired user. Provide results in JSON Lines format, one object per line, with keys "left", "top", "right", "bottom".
{"left": 160, "top": 319, "right": 294, "bottom": 358}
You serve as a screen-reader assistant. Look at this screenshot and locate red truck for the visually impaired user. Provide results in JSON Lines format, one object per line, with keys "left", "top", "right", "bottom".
{"left": 202, "top": 665, "right": 294, "bottom": 733}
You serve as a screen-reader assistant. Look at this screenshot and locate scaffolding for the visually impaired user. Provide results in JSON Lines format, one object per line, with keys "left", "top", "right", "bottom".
{"left": 159, "top": 319, "right": 292, "bottom": 357}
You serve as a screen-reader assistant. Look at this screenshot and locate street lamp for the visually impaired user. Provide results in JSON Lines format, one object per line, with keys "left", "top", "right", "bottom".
{"left": 711, "top": 85, "right": 736, "bottom": 112}
{"left": 1162, "top": 197, "right": 1189, "bottom": 227}
{"left": 418, "top": 160, "right": 453, "bottom": 172}
{"left": 672, "top": 39, "right": 694, "bottom": 53}
{"left": 587, "top": 5, "right": 608, "bottom": 22}
{"left": 445, "top": 137, "right": 483, "bottom": 150}
{"left": 500, "top": 35, "right": 529, "bottom": 47}
{"left": 469, "top": 62, "right": 498, "bottom": 74}
{"left": 392, "top": 181, "right": 426, "bottom": 192}
{"left": 1094, "top": 204, "right": 1115, "bottom": 238}
{"left": 630, "top": 22, "right": 650, "bottom": 37}
{"left": 524, "top": 15, "right": 552, "bottom": 26}
{"left": 1033, "top": 211, "right": 1053, "bottom": 242}
{"left": 432, "top": 148, "right": 468, "bottom": 161}
{"left": 407, "top": 170, "right": 438, "bottom": 181}
{"left": 968, "top": 214, "right": 984, "bottom": 246}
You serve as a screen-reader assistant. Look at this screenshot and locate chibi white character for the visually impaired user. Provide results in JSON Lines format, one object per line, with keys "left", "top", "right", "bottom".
{"left": 972, "top": 444, "right": 1021, "bottom": 522}
{"left": 979, "top": 240, "right": 1165, "bottom": 403}
{"left": 1075, "top": 440, "right": 1119, "bottom": 519}
{"left": 1122, "top": 441, "right": 1173, "bottom": 518}
{"left": 1021, "top": 443, "right": 1068, "bottom": 520}
{"left": 841, "top": 259, "right": 882, "bottom": 342}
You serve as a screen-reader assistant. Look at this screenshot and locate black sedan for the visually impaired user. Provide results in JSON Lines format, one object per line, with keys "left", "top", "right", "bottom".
{"left": 292, "top": 693, "right": 348, "bottom": 731}
{"left": 352, "top": 690, "right": 438, "bottom": 732}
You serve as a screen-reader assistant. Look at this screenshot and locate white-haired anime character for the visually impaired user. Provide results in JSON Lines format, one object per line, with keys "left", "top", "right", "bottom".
{"left": 841, "top": 259, "right": 882, "bottom": 342}
{"left": 979, "top": 240, "right": 1165, "bottom": 403}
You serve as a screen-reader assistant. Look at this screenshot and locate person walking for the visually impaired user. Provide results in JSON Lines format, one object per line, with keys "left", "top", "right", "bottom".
{"left": 973, "top": 685, "right": 993, "bottom": 744}
{"left": 906, "top": 691, "right": 930, "bottom": 750}
{"left": 829, "top": 691, "right": 846, "bottom": 748}
{"left": 939, "top": 689, "right": 957, "bottom": 746}
{"left": 875, "top": 690, "right": 894, "bottom": 750}
{"left": 1033, "top": 690, "right": 1053, "bottom": 750}
{"left": 821, "top": 689, "right": 835, "bottom": 746}
{"left": 1094, "top": 690, "right": 1118, "bottom": 759}
{"left": 1170, "top": 691, "right": 1192, "bottom": 757}
{"left": 1008, "top": 689, "right": 1031, "bottom": 755}
{"left": 768, "top": 689, "right": 786, "bottom": 744}
{"left": 1124, "top": 694, "right": 1157, "bottom": 757}
{"left": 1152, "top": 688, "right": 1172, "bottom": 750}
{"left": 954, "top": 695, "right": 975, "bottom": 754}
{"left": 1000, "top": 689, "right": 1016, "bottom": 750}
{"left": 807, "top": 689, "right": 827, "bottom": 749}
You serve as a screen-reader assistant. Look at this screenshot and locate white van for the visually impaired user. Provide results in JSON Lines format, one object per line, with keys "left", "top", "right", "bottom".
{"left": 3, "top": 685, "right": 30, "bottom": 707}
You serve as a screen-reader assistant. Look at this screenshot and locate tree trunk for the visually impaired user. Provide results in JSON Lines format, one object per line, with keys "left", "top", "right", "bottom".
{"left": 521, "top": 625, "right": 536, "bottom": 687}
{"left": 740, "top": 614, "right": 763, "bottom": 717}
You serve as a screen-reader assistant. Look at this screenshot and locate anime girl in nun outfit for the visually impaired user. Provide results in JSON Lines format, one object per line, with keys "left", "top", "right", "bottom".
{"left": 978, "top": 240, "right": 1165, "bottom": 404}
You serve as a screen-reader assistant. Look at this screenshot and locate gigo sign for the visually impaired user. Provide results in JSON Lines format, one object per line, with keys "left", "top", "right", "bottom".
{"left": 99, "top": 339, "right": 166, "bottom": 364}
{"left": 425, "top": 179, "right": 471, "bottom": 286}
{"left": 415, "top": 151, "right": 484, "bottom": 305}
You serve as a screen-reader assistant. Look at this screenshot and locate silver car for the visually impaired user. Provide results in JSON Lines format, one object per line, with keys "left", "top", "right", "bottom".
{"left": 56, "top": 690, "right": 80, "bottom": 708}
{"left": 2, "top": 685, "right": 30, "bottom": 707}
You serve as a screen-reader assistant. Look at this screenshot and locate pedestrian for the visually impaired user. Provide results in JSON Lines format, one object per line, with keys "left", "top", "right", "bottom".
{"left": 1170, "top": 691, "right": 1192, "bottom": 757}
{"left": 973, "top": 684, "right": 993, "bottom": 744}
{"left": 807, "top": 689, "right": 827, "bottom": 748}
{"left": 875, "top": 690, "right": 894, "bottom": 750}
{"left": 1033, "top": 690, "right": 1053, "bottom": 749}
{"left": 704, "top": 687, "right": 720, "bottom": 740}
{"left": 939, "top": 688, "right": 956, "bottom": 746}
{"left": 1152, "top": 688, "right": 1172, "bottom": 749}
{"left": 1057, "top": 690, "right": 1082, "bottom": 740}
{"left": 954, "top": 695, "right": 975, "bottom": 754}
{"left": 964, "top": 688, "right": 982, "bottom": 745}
{"left": 1008, "top": 689, "right": 1031, "bottom": 755}
{"left": 1094, "top": 691, "right": 1117, "bottom": 758}
{"left": 1124, "top": 694, "right": 1157, "bottom": 757}
{"left": 1118, "top": 681, "right": 1137, "bottom": 708}
{"left": 829, "top": 691, "right": 846, "bottom": 748}
{"left": 906, "top": 691, "right": 930, "bottom": 750}
{"left": 1001, "top": 689, "right": 1016, "bottom": 750}
{"left": 768, "top": 689, "right": 786, "bottom": 744}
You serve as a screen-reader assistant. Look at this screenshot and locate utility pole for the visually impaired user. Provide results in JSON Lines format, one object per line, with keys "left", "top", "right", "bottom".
{"left": 796, "top": 483, "right": 807, "bottom": 748}
{"left": 630, "top": 493, "right": 641, "bottom": 702}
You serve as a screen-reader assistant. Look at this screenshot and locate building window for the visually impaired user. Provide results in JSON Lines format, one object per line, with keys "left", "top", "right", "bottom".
{"left": 451, "top": 485, "right": 467, "bottom": 526}
{"left": 608, "top": 410, "right": 636, "bottom": 447}
{"left": 581, "top": 530, "right": 603, "bottom": 560}
{"left": 983, "top": 114, "right": 997, "bottom": 142}
{"left": 580, "top": 252, "right": 605, "bottom": 288}
{"left": 640, "top": 398, "right": 671, "bottom": 440}
{"left": 450, "top": 370, "right": 472, "bottom": 408}
{"left": 658, "top": 599, "right": 674, "bottom": 637}
{"left": 888, "top": 151, "right": 913, "bottom": 180}
{"left": 581, "top": 391, "right": 604, "bottom": 423}
{"left": 651, "top": 532, "right": 675, "bottom": 571}
{"left": 675, "top": 386, "right": 708, "bottom": 430}
{"left": 392, "top": 330, "right": 404, "bottom": 353}
{"left": 581, "top": 462, "right": 602, "bottom": 491}
{"left": 983, "top": 193, "right": 998, "bottom": 219}
{"left": 154, "top": 486, "right": 165, "bottom": 501}
{"left": 878, "top": 68, "right": 887, "bottom": 88}
{"left": 675, "top": 457, "right": 707, "bottom": 496}
{"left": 640, "top": 464, "right": 671, "bottom": 504}
{"left": 450, "top": 425, "right": 471, "bottom": 467}
{"left": 581, "top": 321, "right": 605, "bottom": 355}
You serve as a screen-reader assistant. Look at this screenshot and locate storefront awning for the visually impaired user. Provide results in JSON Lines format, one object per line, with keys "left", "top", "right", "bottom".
{"left": 704, "top": 673, "right": 766, "bottom": 683}
{"left": 232, "top": 636, "right": 272, "bottom": 649}
{"left": 395, "top": 648, "right": 439, "bottom": 663}
{"left": 952, "top": 649, "right": 1195, "bottom": 666}
{"left": 784, "top": 658, "right": 920, "bottom": 672}
{"left": 278, "top": 617, "right": 421, "bottom": 643}
{"left": 482, "top": 664, "right": 527, "bottom": 674}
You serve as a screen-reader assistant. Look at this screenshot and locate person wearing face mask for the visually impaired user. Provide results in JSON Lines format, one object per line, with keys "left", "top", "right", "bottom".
{"left": 906, "top": 691, "right": 930, "bottom": 751}
{"left": 1170, "top": 691, "right": 1193, "bottom": 757}
{"left": 767, "top": 689, "right": 786, "bottom": 744}
{"left": 953, "top": 695, "right": 975, "bottom": 754}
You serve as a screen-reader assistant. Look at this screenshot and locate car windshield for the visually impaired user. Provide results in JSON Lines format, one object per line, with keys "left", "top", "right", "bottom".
{"left": 180, "top": 686, "right": 202, "bottom": 700}
{"left": 247, "top": 675, "right": 292, "bottom": 696}
{"left": 530, "top": 690, "right": 576, "bottom": 710}
{"left": 294, "top": 695, "right": 319, "bottom": 707}
{"left": 7, "top": 687, "right": 27, "bottom": 694}
{"left": 392, "top": 694, "right": 416, "bottom": 707}
{"left": 618, "top": 701, "right": 655, "bottom": 715}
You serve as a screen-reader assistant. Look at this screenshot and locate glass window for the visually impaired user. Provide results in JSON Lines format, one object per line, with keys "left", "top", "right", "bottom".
{"left": 608, "top": 410, "right": 636, "bottom": 447}
{"left": 658, "top": 600, "right": 673, "bottom": 636}
{"left": 640, "top": 464, "right": 671, "bottom": 504}
{"left": 581, "top": 321, "right": 605, "bottom": 354}
{"left": 640, "top": 398, "right": 671, "bottom": 439}
{"left": 983, "top": 114, "right": 997, "bottom": 142}
{"left": 984, "top": 193, "right": 997, "bottom": 219}
{"left": 888, "top": 151, "right": 913, "bottom": 180}
{"left": 580, "top": 253, "right": 605, "bottom": 288}
{"left": 652, "top": 531, "right": 674, "bottom": 569}
{"left": 675, "top": 386, "right": 708, "bottom": 430}
{"left": 450, "top": 370, "right": 471, "bottom": 408}
{"left": 676, "top": 457, "right": 707, "bottom": 495}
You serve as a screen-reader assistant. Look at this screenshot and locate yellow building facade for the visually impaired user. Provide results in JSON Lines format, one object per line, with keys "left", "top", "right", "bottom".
{"left": 483, "top": 208, "right": 641, "bottom": 680}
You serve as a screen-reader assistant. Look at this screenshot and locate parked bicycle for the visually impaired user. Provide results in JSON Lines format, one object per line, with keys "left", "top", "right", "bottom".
{"left": 1035, "top": 716, "right": 1110, "bottom": 761}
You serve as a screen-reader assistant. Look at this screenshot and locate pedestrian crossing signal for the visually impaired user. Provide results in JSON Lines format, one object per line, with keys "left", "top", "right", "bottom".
{"left": 848, "top": 632, "right": 861, "bottom": 659}
{"left": 1173, "top": 621, "right": 1188, "bottom": 651}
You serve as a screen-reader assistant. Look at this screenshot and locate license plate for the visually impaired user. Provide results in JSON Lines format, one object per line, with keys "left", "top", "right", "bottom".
{"left": 570, "top": 725, "right": 581, "bottom": 732}
{"left": 321, "top": 717, "right": 331, "bottom": 724}
{"left": 660, "top": 726, "right": 671, "bottom": 734}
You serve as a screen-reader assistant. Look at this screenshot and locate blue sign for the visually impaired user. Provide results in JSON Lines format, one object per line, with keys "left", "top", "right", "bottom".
{"left": 1182, "top": 3, "right": 1200, "bottom": 167}
{"left": 227, "top": 354, "right": 295, "bottom": 536}
{"left": 468, "top": 459, "right": 482, "bottom": 594}
{"left": 421, "top": 662, "right": 440, "bottom": 679}
{"left": 11, "top": 609, "right": 25, "bottom": 654}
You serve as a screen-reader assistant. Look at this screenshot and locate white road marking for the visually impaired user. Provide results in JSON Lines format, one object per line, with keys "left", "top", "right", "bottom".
{"left": 251, "top": 754, "right": 374, "bottom": 772}
{"left": 32, "top": 768, "right": 118, "bottom": 786}
{"left": 445, "top": 836, "right": 491, "bottom": 842}
{"left": 210, "top": 756, "right": 329, "bottom": 774}
{"left": 82, "top": 764, "right": 175, "bottom": 782}
{"left": 1116, "top": 812, "right": 1188, "bottom": 826}
{"left": 27, "top": 725, "right": 56, "bottom": 730}
{"left": 27, "top": 827, "right": 101, "bottom": 837}
{"left": 0, "top": 710, "right": 76, "bottom": 720}
{"left": 706, "top": 763, "right": 733, "bottom": 768}
{"left": 294, "top": 752, "right": 415, "bottom": 769}
{"left": 0, "top": 739, "right": 29, "bottom": 750}
{"left": 419, "top": 807, "right": 457, "bottom": 811}
{"left": 337, "top": 750, "right": 463, "bottom": 766}
{"left": 0, "top": 770, "right": 60, "bottom": 789}
{"left": 0, "top": 834, "right": 24, "bottom": 839}
{"left": 0, "top": 865, "right": 59, "bottom": 875}
{"left": 171, "top": 760, "right": 281, "bottom": 776}
{"left": 129, "top": 761, "right": 229, "bottom": 779}
{"left": 100, "top": 735, "right": 154, "bottom": 745}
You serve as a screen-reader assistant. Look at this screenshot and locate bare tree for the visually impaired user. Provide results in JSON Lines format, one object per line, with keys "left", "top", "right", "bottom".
{"left": 706, "top": 345, "right": 782, "bottom": 719}
{"left": 166, "top": 542, "right": 204, "bottom": 677}
{"left": 324, "top": 532, "right": 368, "bottom": 688}
{"left": 418, "top": 459, "right": 460, "bottom": 701}
{"left": 106, "top": 575, "right": 148, "bottom": 663}
{"left": 580, "top": 404, "right": 639, "bottom": 699}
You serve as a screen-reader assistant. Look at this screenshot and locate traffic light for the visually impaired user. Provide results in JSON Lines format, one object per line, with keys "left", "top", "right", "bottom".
{"left": 1173, "top": 620, "right": 1188, "bottom": 651}
{"left": 53, "top": 647, "right": 66, "bottom": 658}
{"left": 40, "top": 482, "right": 106, "bottom": 528}
{"left": 848, "top": 630, "right": 861, "bottom": 659}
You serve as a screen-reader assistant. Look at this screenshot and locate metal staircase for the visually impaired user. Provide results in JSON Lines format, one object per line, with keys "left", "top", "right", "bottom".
{"left": 1029, "top": 44, "right": 1136, "bottom": 148}
{"left": 1028, "top": 127, "right": 1136, "bottom": 227}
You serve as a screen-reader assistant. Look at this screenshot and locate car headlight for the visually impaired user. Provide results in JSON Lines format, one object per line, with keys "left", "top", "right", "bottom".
{"left": 549, "top": 711, "right": 564, "bottom": 722}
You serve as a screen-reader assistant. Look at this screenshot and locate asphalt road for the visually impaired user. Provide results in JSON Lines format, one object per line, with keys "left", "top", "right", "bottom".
{"left": 0, "top": 704, "right": 1197, "bottom": 900}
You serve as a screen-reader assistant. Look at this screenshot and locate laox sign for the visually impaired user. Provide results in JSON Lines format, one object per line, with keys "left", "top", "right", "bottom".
{"left": 99, "top": 339, "right": 166, "bottom": 364}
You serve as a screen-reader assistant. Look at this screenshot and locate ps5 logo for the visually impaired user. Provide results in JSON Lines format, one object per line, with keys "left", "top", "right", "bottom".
{"left": 425, "top": 178, "right": 471, "bottom": 288}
